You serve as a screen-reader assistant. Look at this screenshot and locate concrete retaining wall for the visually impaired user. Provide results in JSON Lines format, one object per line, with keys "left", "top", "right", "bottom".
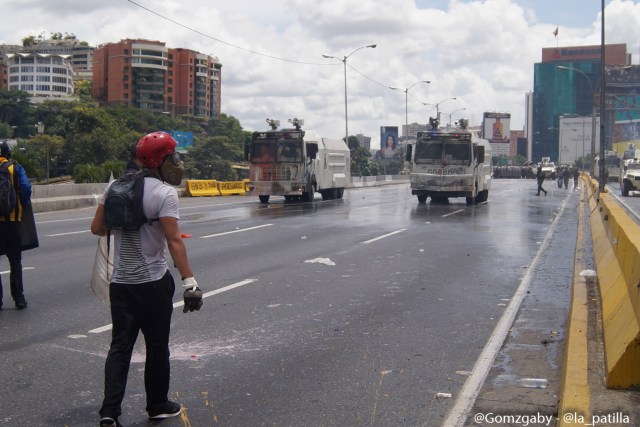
{"left": 30, "top": 176, "right": 409, "bottom": 213}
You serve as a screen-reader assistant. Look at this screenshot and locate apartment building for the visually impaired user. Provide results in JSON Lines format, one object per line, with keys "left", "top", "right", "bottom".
{"left": 92, "top": 39, "right": 221, "bottom": 118}
{"left": 2, "top": 52, "right": 75, "bottom": 100}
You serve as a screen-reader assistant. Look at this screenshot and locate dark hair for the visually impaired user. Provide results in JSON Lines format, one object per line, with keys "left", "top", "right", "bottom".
{"left": 0, "top": 141, "right": 11, "bottom": 158}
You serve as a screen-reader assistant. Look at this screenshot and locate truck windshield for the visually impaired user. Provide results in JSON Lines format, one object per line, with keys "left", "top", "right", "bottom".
{"left": 251, "top": 142, "right": 277, "bottom": 163}
{"left": 415, "top": 140, "right": 471, "bottom": 165}
{"left": 276, "top": 140, "right": 302, "bottom": 162}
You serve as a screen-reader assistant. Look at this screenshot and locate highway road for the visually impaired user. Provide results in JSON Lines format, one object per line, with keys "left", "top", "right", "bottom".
{"left": 0, "top": 179, "right": 581, "bottom": 426}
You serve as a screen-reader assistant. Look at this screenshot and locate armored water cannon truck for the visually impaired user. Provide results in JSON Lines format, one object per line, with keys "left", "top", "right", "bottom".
{"left": 405, "top": 118, "right": 492, "bottom": 204}
{"left": 245, "top": 118, "right": 350, "bottom": 203}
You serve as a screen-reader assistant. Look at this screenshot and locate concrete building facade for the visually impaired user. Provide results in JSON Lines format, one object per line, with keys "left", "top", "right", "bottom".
{"left": 92, "top": 39, "right": 221, "bottom": 119}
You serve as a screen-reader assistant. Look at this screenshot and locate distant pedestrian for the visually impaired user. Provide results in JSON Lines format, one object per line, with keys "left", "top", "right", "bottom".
{"left": 562, "top": 167, "right": 570, "bottom": 189}
{"left": 536, "top": 165, "right": 548, "bottom": 196}
{"left": 0, "top": 141, "right": 32, "bottom": 310}
{"left": 572, "top": 167, "right": 580, "bottom": 189}
{"left": 91, "top": 132, "right": 202, "bottom": 427}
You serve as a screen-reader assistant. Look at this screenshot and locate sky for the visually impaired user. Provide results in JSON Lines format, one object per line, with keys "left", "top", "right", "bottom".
{"left": 1, "top": 0, "right": 640, "bottom": 146}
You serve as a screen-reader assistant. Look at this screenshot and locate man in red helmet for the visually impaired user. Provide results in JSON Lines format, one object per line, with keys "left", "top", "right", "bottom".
{"left": 91, "top": 132, "right": 201, "bottom": 427}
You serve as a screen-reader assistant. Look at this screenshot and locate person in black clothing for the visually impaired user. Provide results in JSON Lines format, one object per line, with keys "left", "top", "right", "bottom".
{"left": 0, "top": 141, "right": 32, "bottom": 310}
{"left": 536, "top": 166, "right": 548, "bottom": 196}
{"left": 572, "top": 166, "right": 580, "bottom": 189}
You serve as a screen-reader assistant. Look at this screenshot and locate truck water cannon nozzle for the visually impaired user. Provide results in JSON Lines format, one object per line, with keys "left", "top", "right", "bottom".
{"left": 458, "top": 119, "right": 468, "bottom": 129}
{"left": 266, "top": 118, "right": 280, "bottom": 130}
{"left": 429, "top": 117, "right": 439, "bottom": 130}
{"left": 288, "top": 118, "right": 304, "bottom": 130}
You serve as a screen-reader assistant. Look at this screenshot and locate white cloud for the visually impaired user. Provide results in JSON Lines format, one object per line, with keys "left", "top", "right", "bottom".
{"left": 1, "top": 0, "right": 639, "bottom": 146}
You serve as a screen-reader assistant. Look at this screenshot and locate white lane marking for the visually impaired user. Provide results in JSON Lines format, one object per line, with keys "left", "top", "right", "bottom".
{"left": 1, "top": 267, "right": 35, "bottom": 275}
{"left": 442, "top": 195, "right": 570, "bottom": 427}
{"left": 37, "top": 216, "right": 94, "bottom": 224}
{"left": 88, "top": 278, "right": 258, "bottom": 334}
{"left": 46, "top": 230, "right": 91, "bottom": 237}
{"left": 442, "top": 209, "right": 464, "bottom": 217}
{"left": 201, "top": 224, "right": 273, "bottom": 238}
{"left": 361, "top": 229, "right": 407, "bottom": 244}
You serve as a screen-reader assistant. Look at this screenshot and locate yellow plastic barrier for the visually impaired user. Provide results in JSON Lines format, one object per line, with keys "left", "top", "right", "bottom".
{"left": 588, "top": 176, "right": 640, "bottom": 388}
{"left": 217, "top": 181, "right": 246, "bottom": 196}
{"left": 185, "top": 180, "right": 220, "bottom": 197}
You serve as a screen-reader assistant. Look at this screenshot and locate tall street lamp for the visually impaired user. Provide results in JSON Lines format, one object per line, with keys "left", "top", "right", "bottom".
{"left": 388, "top": 80, "right": 430, "bottom": 136}
{"left": 557, "top": 65, "right": 597, "bottom": 176}
{"left": 423, "top": 97, "right": 457, "bottom": 123}
{"left": 443, "top": 108, "right": 467, "bottom": 127}
{"left": 322, "top": 44, "right": 377, "bottom": 145}
{"left": 35, "top": 121, "right": 49, "bottom": 184}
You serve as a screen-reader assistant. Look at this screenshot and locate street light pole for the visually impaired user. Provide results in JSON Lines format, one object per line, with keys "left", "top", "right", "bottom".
{"left": 35, "top": 121, "right": 49, "bottom": 184}
{"left": 389, "top": 80, "right": 430, "bottom": 137}
{"left": 323, "top": 44, "right": 377, "bottom": 145}
{"left": 444, "top": 108, "right": 467, "bottom": 127}
{"left": 423, "top": 97, "right": 457, "bottom": 124}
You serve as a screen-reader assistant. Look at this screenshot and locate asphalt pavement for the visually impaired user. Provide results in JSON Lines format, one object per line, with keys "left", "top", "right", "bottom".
{"left": 462, "top": 179, "right": 640, "bottom": 427}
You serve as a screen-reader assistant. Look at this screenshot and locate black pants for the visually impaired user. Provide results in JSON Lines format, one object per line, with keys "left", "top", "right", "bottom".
{"left": 100, "top": 270, "right": 175, "bottom": 419}
{"left": 0, "top": 221, "right": 25, "bottom": 305}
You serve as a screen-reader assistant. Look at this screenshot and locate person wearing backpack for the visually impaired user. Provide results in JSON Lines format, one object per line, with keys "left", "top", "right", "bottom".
{"left": 0, "top": 140, "right": 31, "bottom": 310}
{"left": 90, "top": 132, "right": 202, "bottom": 427}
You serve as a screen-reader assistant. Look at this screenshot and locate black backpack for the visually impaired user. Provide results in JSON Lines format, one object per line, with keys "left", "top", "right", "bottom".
{"left": 104, "top": 170, "right": 157, "bottom": 231}
{"left": 0, "top": 160, "right": 17, "bottom": 218}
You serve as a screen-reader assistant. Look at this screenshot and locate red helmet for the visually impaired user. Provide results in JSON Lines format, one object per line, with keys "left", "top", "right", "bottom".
{"left": 136, "top": 132, "right": 177, "bottom": 168}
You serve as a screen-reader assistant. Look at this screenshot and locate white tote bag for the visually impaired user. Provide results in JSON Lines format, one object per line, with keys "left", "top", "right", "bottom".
{"left": 90, "top": 234, "right": 114, "bottom": 305}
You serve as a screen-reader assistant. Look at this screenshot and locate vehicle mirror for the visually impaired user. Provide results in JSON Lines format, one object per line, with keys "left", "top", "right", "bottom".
{"left": 307, "top": 143, "right": 318, "bottom": 160}
{"left": 405, "top": 144, "right": 413, "bottom": 161}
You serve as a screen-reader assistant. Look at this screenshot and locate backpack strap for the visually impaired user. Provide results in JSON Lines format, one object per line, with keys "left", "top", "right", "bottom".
{"left": 140, "top": 169, "right": 160, "bottom": 226}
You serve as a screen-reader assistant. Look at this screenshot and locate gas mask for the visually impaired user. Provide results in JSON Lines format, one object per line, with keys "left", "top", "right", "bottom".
{"left": 160, "top": 152, "right": 184, "bottom": 186}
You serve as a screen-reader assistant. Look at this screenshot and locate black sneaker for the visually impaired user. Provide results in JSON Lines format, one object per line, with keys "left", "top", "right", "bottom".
{"left": 148, "top": 401, "right": 182, "bottom": 419}
{"left": 15, "top": 299, "right": 27, "bottom": 310}
{"left": 99, "top": 417, "right": 123, "bottom": 427}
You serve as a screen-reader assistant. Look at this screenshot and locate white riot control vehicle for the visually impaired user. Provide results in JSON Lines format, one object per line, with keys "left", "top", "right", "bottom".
{"left": 405, "top": 118, "right": 492, "bottom": 204}
{"left": 245, "top": 118, "right": 350, "bottom": 203}
{"left": 620, "top": 158, "right": 640, "bottom": 196}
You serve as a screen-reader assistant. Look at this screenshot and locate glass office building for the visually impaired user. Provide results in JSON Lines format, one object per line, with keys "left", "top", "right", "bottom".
{"left": 531, "top": 44, "right": 634, "bottom": 164}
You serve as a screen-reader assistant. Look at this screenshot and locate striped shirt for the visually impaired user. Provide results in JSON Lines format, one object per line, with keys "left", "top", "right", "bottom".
{"left": 102, "top": 177, "right": 180, "bottom": 284}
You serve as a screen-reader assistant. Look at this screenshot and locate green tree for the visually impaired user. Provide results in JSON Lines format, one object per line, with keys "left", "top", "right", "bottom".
{"left": 0, "top": 122, "right": 14, "bottom": 138}
{"left": 0, "top": 89, "right": 31, "bottom": 128}
{"left": 184, "top": 136, "right": 238, "bottom": 180}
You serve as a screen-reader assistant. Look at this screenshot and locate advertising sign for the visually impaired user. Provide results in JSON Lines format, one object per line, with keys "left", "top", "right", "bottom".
{"left": 164, "top": 130, "right": 194, "bottom": 152}
{"left": 483, "top": 112, "right": 511, "bottom": 157}
{"left": 380, "top": 126, "right": 399, "bottom": 159}
{"left": 558, "top": 116, "right": 600, "bottom": 164}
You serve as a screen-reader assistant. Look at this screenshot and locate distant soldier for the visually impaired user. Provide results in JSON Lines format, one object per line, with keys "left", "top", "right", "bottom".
{"left": 536, "top": 165, "right": 548, "bottom": 196}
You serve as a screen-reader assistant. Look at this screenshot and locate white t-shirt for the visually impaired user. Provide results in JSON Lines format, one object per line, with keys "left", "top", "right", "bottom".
{"left": 102, "top": 177, "right": 180, "bottom": 284}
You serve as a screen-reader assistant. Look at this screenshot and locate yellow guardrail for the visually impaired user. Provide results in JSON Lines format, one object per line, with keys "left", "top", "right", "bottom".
{"left": 185, "top": 180, "right": 220, "bottom": 197}
{"left": 587, "top": 177, "right": 640, "bottom": 388}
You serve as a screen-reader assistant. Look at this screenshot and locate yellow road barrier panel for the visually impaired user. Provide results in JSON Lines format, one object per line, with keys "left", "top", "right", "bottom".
{"left": 589, "top": 180, "right": 640, "bottom": 388}
{"left": 218, "top": 181, "right": 246, "bottom": 196}
{"left": 186, "top": 180, "right": 220, "bottom": 197}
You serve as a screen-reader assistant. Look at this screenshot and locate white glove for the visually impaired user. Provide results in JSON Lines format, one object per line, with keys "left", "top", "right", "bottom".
{"left": 183, "top": 277, "right": 198, "bottom": 290}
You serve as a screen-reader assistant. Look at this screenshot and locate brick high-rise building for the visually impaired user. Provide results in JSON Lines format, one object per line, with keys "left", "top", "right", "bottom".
{"left": 92, "top": 39, "right": 221, "bottom": 118}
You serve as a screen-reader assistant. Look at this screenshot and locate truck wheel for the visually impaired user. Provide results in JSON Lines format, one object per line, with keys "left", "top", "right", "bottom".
{"left": 336, "top": 188, "right": 344, "bottom": 199}
{"left": 259, "top": 195, "right": 270, "bottom": 204}
{"left": 466, "top": 196, "right": 474, "bottom": 205}
{"left": 302, "top": 191, "right": 313, "bottom": 202}
{"left": 321, "top": 190, "right": 329, "bottom": 200}
{"left": 622, "top": 181, "right": 630, "bottom": 197}
{"left": 417, "top": 195, "right": 427, "bottom": 204}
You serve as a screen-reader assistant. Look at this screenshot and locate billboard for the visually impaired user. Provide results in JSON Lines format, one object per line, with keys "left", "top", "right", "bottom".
{"left": 558, "top": 116, "right": 600, "bottom": 164}
{"left": 163, "top": 130, "right": 194, "bottom": 152}
{"left": 483, "top": 112, "right": 511, "bottom": 157}
{"left": 380, "top": 126, "right": 399, "bottom": 159}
